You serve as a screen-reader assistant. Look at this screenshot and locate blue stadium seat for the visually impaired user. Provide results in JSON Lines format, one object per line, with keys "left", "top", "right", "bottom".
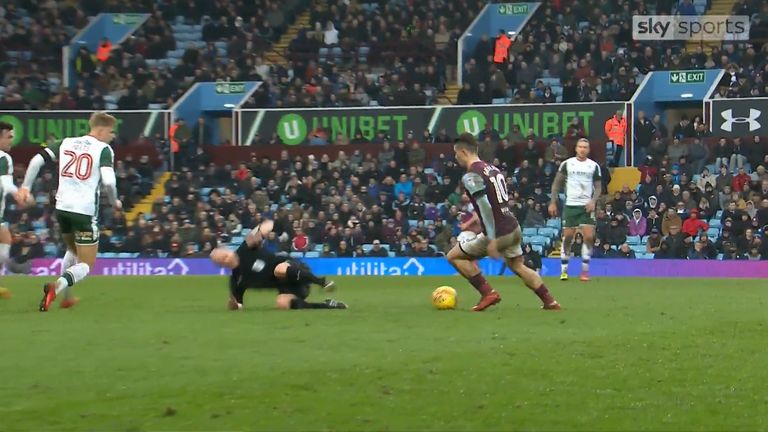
{"left": 626, "top": 236, "right": 641, "bottom": 245}
{"left": 706, "top": 228, "right": 720, "bottom": 238}
{"left": 388, "top": 251, "right": 396, "bottom": 257}
{"left": 715, "top": 210, "right": 723, "bottom": 219}
{"left": 522, "top": 227, "right": 538, "bottom": 236}
{"left": 709, "top": 219, "right": 721, "bottom": 229}
{"left": 630, "top": 245, "right": 646, "bottom": 254}
{"left": 362, "top": 244, "right": 373, "bottom": 252}
{"left": 408, "top": 219, "right": 418, "bottom": 227}
{"left": 289, "top": 252, "right": 304, "bottom": 259}
{"left": 529, "top": 236, "right": 548, "bottom": 246}
{"left": 304, "top": 251, "right": 319, "bottom": 258}
{"left": 313, "top": 244, "right": 324, "bottom": 252}
{"left": 531, "top": 244, "right": 544, "bottom": 254}
{"left": 537, "top": 227, "right": 558, "bottom": 238}
{"left": 546, "top": 219, "right": 561, "bottom": 228}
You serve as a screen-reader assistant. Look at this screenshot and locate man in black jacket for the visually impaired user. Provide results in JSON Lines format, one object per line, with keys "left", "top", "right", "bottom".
{"left": 634, "top": 111, "right": 656, "bottom": 163}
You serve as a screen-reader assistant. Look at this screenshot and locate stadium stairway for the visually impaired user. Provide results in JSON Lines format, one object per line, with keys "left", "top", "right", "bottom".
{"left": 126, "top": 172, "right": 172, "bottom": 226}
{"left": 685, "top": 0, "right": 733, "bottom": 54}
{"left": 268, "top": 10, "right": 312, "bottom": 67}
{"left": 439, "top": 83, "right": 460, "bottom": 105}
{"left": 608, "top": 167, "right": 641, "bottom": 194}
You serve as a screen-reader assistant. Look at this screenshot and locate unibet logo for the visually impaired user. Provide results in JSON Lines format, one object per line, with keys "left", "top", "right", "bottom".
{"left": 456, "top": 110, "right": 487, "bottom": 136}
{"left": 277, "top": 113, "right": 307, "bottom": 145}
{"left": 0, "top": 115, "right": 22, "bottom": 146}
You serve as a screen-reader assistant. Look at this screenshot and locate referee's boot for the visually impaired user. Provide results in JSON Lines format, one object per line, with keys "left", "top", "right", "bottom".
{"left": 325, "top": 298, "right": 348, "bottom": 309}
{"left": 319, "top": 277, "right": 336, "bottom": 292}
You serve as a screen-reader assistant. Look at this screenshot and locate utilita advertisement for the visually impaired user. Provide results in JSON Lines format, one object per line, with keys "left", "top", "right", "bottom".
{"left": 15, "top": 258, "right": 768, "bottom": 278}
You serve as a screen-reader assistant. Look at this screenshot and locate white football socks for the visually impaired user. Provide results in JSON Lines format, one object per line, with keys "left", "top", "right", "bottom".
{"left": 582, "top": 243, "right": 591, "bottom": 272}
{"left": 56, "top": 263, "right": 89, "bottom": 295}
{"left": 61, "top": 250, "right": 77, "bottom": 271}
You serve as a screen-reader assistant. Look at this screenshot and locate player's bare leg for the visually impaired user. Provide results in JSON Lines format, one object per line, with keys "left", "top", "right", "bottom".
{"left": 506, "top": 256, "right": 560, "bottom": 309}
{"left": 0, "top": 224, "right": 12, "bottom": 298}
{"left": 560, "top": 227, "right": 576, "bottom": 281}
{"left": 579, "top": 225, "right": 595, "bottom": 281}
{"left": 446, "top": 245, "right": 501, "bottom": 311}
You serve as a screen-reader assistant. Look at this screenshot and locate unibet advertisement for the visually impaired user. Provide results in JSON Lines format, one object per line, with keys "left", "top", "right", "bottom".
{"left": 0, "top": 111, "right": 167, "bottom": 146}
{"left": 432, "top": 102, "right": 624, "bottom": 139}
{"left": 239, "top": 108, "right": 435, "bottom": 145}
{"left": 238, "top": 103, "right": 624, "bottom": 145}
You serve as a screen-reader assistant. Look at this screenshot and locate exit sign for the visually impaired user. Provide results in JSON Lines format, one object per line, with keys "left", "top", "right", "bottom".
{"left": 669, "top": 71, "right": 705, "bottom": 84}
{"left": 497, "top": 3, "right": 529, "bottom": 15}
{"left": 215, "top": 82, "right": 246, "bottom": 95}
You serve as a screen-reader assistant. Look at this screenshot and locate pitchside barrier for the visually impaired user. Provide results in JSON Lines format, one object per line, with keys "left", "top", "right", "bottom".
{"left": 13, "top": 258, "right": 768, "bottom": 278}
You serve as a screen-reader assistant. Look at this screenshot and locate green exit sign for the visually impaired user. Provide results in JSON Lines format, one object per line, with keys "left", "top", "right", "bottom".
{"left": 497, "top": 3, "right": 529, "bottom": 15}
{"left": 669, "top": 71, "right": 706, "bottom": 84}
{"left": 215, "top": 82, "right": 246, "bottom": 95}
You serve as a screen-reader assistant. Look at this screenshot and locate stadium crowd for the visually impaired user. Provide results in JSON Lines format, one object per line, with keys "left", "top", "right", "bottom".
{"left": 5, "top": 0, "right": 768, "bottom": 263}
{"left": 6, "top": 117, "right": 768, "bottom": 263}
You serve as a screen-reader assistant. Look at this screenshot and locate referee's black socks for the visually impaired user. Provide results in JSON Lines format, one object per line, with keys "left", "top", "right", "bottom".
{"left": 286, "top": 265, "right": 324, "bottom": 286}
{"left": 290, "top": 298, "right": 332, "bottom": 309}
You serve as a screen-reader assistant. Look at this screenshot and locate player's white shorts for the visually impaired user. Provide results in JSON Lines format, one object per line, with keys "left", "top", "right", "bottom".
{"left": 459, "top": 226, "right": 523, "bottom": 259}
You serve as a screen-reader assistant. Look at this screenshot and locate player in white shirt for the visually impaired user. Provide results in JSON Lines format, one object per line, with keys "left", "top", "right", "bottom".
{"left": 0, "top": 121, "right": 20, "bottom": 298}
{"left": 17, "top": 112, "right": 122, "bottom": 311}
{"left": 549, "top": 138, "right": 602, "bottom": 282}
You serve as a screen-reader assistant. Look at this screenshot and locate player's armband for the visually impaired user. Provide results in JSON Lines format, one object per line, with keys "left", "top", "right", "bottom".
{"left": 40, "top": 148, "right": 56, "bottom": 164}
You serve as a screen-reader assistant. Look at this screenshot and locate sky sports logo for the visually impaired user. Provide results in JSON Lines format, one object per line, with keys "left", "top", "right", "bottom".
{"left": 633, "top": 15, "right": 750, "bottom": 41}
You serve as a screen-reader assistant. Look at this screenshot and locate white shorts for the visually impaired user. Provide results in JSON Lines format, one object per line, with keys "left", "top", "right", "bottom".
{"left": 459, "top": 227, "right": 523, "bottom": 259}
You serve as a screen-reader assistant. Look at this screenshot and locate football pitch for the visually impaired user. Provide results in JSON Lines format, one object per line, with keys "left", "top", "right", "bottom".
{"left": 0, "top": 275, "right": 766, "bottom": 431}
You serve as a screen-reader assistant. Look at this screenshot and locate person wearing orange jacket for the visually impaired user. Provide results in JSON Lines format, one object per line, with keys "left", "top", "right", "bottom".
{"left": 605, "top": 110, "right": 627, "bottom": 167}
{"left": 95, "top": 38, "right": 113, "bottom": 62}
{"left": 493, "top": 29, "right": 511, "bottom": 65}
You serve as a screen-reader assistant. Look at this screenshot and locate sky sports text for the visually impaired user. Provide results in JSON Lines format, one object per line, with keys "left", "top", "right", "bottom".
{"left": 633, "top": 15, "right": 750, "bottom": 41}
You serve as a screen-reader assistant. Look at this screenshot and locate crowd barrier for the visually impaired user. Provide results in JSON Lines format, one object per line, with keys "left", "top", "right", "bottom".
{"left": 14, "top": 258, "right": 768, "bottom": 278}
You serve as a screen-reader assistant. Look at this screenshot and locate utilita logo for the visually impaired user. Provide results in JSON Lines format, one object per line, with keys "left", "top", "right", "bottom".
{"left": 336, "top": 258, "right": 425, "bottom": 276}
{"left": 27, "top": 259, "right": 191, "bottom": 276}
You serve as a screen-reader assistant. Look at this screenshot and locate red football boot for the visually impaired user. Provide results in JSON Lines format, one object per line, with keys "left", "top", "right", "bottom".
{"left": 39, "top": 282, "right": 57, "bottom": 312}
{"left": 471, "top": 290, "right": 501, "bottom": 311}
{"left": 61, "top": 297, "right": 80, "bottom": 309}
{"left": 580, "top": 272, "right": 591, "bottom": 282}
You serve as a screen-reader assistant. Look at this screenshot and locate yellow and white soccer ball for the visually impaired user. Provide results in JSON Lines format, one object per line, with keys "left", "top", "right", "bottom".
{"left": 432, "top": 286, "right": 457, "bottom": 310}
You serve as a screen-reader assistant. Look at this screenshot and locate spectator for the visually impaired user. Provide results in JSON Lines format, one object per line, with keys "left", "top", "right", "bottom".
{"left": 682, "top": 209, "right": 709, "bottom": 237}
{"left": 628, "top": 209, "right": 647, "bottom": 237}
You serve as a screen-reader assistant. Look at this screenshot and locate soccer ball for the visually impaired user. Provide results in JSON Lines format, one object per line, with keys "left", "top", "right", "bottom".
{"left": 432, "top": 286, "right": 457, "bottom": 310}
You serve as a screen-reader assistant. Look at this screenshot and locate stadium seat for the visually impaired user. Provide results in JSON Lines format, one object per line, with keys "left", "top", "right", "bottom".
{"left": 304, "top": 251, "right": 319, "bottom": 258}
{"left": 522, "top": 227, "right": 538, "bottom": 236}
{"left": 709, "top": 219, "right": 721, "bottom": 229}
{"left": 626, "top": 236, "right": 641, "bottom": 245}
{"left": 537, "top": 227, "right": 558, "bottom": 238}
{"left": 289, "top": 252, "right": 304, "bottom": 259}
{"left": 313, "top": 244, "right": 324, "bottom": 252}
{"left": 707, "top": 228, "right": 720, "bottom": 238}
{"left": 546, "top": 219, "right": 561, "bottom": 229}
{"left": 531, "top": 244, "right": 544, "bottom": 254}
{"left": 362, "top": 244, "right": 374, "bottom": 252}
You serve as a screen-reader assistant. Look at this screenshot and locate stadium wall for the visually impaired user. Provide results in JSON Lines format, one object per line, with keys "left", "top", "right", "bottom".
{"left": 16, "top": 258, "right": 768, "bottom": 278}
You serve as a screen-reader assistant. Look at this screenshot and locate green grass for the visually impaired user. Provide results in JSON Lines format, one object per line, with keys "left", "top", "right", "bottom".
{"left": 0, "top": 275, "right": 767, "bottom": 431}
